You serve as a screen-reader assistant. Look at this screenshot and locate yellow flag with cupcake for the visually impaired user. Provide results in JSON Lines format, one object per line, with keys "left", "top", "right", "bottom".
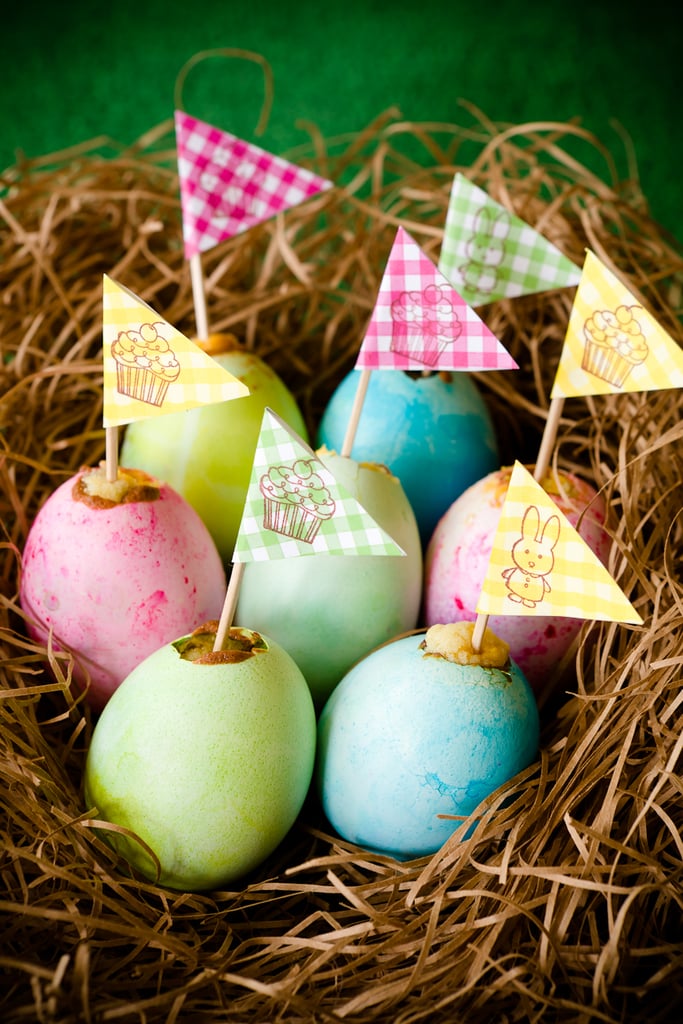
{"left": 102, "top": 275, "right": 248, "bottom": 427}
{"left": 551, "top": 249, "right": 683, "bottom": 397}
{"left": 476, "top": 461, "right": 642, "bottom": 624}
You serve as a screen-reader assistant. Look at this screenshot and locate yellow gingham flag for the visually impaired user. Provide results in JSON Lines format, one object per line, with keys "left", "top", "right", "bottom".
{"left": 476, "top": 462, "right": 642, "bottom": 624}
{"left": 551, "top": 249, "right": 683, "bottom": 398}
{"left": 233, "top": 409, "right": 405, "bottom": 562}
{"left": 102, "top": 275, "right": 248, "bottom": 427}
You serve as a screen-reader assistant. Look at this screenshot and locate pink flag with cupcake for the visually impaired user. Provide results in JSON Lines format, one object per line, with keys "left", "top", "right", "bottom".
{"left": 102, "top": 276, "right": 248, "bottom": 428}
{"left": 175, "top": 110, "right": 334, "bottom": 260}
{"left": 551, "top": 249, "right": 683, "bottom": 397}
{"left": 355, "top": 227, "right": 518, "bottom": 372}
{"left": 232, "top": 409, "right": 405, "bottom": 561}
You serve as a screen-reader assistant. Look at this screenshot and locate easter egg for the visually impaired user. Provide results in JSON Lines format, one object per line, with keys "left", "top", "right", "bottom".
{"left": 20, "top": 465, "right": 226, "bottom": 709}
{"left": 316, "top": 624, "right": 539, "bottom": 859}
{"left": 84, "top": 623, "right": 316, "bottom": 891}
{"left": 316, "top": 368, "right": 499, "bottom": 545}
{"left": 121, "top": 339, "right": 308, "bottom": 563}
{"left": 424, "top": 465, "right": 611, "bottom": 693}
{"left": 234, "top": 449, "right": 423, "bottom": 708}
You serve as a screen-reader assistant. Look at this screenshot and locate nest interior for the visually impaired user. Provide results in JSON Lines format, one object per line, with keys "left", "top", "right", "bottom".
{"left": 1, "top": 107, "right": 682, "bottom": 1023}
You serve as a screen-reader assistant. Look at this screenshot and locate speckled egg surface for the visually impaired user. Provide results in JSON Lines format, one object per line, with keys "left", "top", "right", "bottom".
{"left": 424, "top": 466, "right": 611, "bottom": 692}
{"left": 316, "top": 368, "right": 499, "bottom": 545}
{"left": 316, "top": 632, "right": 539, "bottom": 859}
{"left": 20, "top": 470, "right": 226, "bottom": 709}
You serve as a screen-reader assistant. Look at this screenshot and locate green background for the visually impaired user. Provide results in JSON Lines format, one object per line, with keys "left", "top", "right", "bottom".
{"left": 3, "top": 0, "right": 681, "bottom": 242}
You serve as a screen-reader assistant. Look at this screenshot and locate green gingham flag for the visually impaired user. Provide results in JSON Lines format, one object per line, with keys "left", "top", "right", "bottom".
{"left": 438, "top": 173, "right": 582, "bottom": 308}
{"left": 232, "top": 409, "right": 405, "bottom": 562}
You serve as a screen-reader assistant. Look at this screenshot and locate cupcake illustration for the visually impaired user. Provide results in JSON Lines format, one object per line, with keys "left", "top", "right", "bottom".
{"left": 581, "top": 304, "right": 649, "bottom": 388}
{"left": 260, "top": 459, "right": 336, "bottom": 543}
{"left": 111, "top": 322, "right": 181, "bottom": 406}
{"left": 390, "top": 284, "right": 462, "bottom": 366}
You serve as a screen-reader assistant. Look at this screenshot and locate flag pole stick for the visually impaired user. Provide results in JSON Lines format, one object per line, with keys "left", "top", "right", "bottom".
{"left": 341, "top": 368, "right": 371, "bottom": 457}
{"left": 533, "top": 396, "right": 565, "bottom": 482}
{"left": 213, "top": 562, "right": 245, "bottom": 652}
{"left": 471, "top": 612, "right": 488, "bottom": 654}
{"left": 105, "top": 426, "right": 119, "bottom": 483}
{"left": 190, "top": 253, "right": 210, "bottom": 341}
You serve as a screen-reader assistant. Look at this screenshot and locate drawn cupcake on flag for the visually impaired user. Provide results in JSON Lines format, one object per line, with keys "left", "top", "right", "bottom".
{"left": 390, "top": 284, "right": 462, "bottom": 366}
{"left": 259, "top": 459, "right": 336, "bottom": 543}
{"left": 581, "top": 304, "right": 649, "bottom": 388}
{"left": 111, "top": 322, "right": 181, "bottom": 406}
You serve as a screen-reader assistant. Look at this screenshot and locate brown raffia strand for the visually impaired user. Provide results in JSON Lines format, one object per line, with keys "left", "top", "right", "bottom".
{"left": 1, "top": 106, "right": 683, "bottom": 1023}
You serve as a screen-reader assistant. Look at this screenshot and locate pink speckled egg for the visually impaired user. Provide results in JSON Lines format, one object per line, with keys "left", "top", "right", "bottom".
{"left": 424, "top": 465, "right": 611, "bottom": 693}
{"left": 20, "top": 467, "right": 226, "bottom": 710}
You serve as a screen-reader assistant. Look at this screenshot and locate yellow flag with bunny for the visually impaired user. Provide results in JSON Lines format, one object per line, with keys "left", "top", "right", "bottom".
{"left": 551, "top": 249, "right": 683, "bottom": 398}
{"left": 476, "top": 461, "right": 642, "bottom": 624}
{"left": 102, "top": 275, "right": 249, "bottom": 427}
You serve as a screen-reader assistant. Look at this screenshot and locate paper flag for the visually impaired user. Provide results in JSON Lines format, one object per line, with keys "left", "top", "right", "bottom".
{"left": 102, "top": 275, "right": 248, "bottom": 428}
{"left": 438, "top": 173, "right": 582, "bottom": 308}
{"left": 175, "top": 110, "right": 334, "bottom": 260}
{"left": 551, "top": 249, "right": 683, "bottom": 398}
{"left": 232, "top": 409, "right": 406, "bottom": 562}
{"left": 355, "top": 226, "right": 518, "bottom": 372}
{"left": 476, "top": 461, "right": 642, "bottom": 624}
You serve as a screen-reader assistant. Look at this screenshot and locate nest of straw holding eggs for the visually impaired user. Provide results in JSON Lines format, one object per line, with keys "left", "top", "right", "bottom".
{"left": 1, "top": 107, "right": 682, "bottom": 1023}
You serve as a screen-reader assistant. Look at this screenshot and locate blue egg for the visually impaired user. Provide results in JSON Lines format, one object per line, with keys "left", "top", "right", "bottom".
{"left": 317, "top": 369, "right": 499, "bottom": 546}
{"left": 316, "top": 632, "right": 539, "bottom": 859}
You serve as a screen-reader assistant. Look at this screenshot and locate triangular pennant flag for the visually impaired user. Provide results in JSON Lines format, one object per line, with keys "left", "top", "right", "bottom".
{"left": 232, "top": 409, "right": 405, "bottom": 562}
{"left": 551, "top": 249, "right": 683, "bottom": 398}
{"left": 175, "top": 110, "right": 334, "bottom": 260}
{"left": 476, "top": 461, "right": 642, "bottom": 624}
{"left": 438, "top": 173, "right": 582, "bottom": 308}
{"left": 102, "top": 275, "right": 249, "bottom": 427}
{"left": 355, "top": 226, "right": 518, "bottom": 372}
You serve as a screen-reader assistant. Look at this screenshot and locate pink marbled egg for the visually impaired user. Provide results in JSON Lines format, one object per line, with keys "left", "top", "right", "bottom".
{"left": 20, "top": 469, "right": 226, "bottom": 709}
{"left": 424, "top": 465, "right": 611, "bottom": 694}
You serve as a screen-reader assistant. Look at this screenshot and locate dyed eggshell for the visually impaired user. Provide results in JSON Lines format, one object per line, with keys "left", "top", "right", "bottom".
{"left": 84, "top": 630, "right": 316, "bottom": 890}
{"left": 424, "top": 466, "right": 611, "bottom": 692}
{"left": 121, "top": 350, "right": 308, "bottom": 564}
{"left": 316, "top": 368, "right": 499, "bottom": 546}
{"left": 316, "top": 632, "right": 539, "bottom": 859}
{"left": 235, "top": 450, "right": 423, "bottom": 708}
{"left": 20, "top": 472, "right": 226, "bottom": 709}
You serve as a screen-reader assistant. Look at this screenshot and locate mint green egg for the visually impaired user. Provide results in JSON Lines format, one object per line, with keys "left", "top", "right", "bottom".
{"left": 84, "top": 627, "right": 316, "bottom": 891}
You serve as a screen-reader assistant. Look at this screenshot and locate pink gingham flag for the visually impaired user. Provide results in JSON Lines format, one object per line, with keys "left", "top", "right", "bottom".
{"left": 175, "top": 110, "right": 334, "bottom": 260}
{"left": 356, "top": 227, "right": 518, "bottom": 371}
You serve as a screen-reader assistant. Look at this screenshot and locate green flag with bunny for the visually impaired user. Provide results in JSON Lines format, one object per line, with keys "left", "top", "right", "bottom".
{"left": 438, "top": 173, "right": 582, "bottom": 308}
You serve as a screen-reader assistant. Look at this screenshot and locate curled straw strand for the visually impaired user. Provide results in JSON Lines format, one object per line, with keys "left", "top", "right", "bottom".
{"left": 1, "top": 107, "right": 682, "bottom": 1022}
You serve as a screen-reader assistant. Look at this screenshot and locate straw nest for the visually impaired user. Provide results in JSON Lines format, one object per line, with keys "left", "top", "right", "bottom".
{"left": 1, "top": 106, "right": 682, "bottom": 1023}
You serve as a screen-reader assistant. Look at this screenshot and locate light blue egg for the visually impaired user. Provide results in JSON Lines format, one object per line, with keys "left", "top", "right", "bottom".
{"left": 317, "top": 369, "right": 499, "bottom": 546}
{"left": 316, "top": 632, "right": 539, "bottom": 859}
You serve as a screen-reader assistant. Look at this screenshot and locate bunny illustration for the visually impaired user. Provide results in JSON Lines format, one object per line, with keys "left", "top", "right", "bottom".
{"left": 460, "top": 205, "right": 510, "bottom": 296}
{"left": 502, "top": 505, "right": 560, "bottom": 608}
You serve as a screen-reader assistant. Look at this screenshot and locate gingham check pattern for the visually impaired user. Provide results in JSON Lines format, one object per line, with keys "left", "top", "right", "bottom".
{"left": 102, "top": 276, "right": 248, "bottom": 427}
{"left": 175, "top": 110, "right": 334, "bottom": 260}
{"left": 438, "top": 173, "right": 582, "bottom": 308}
{"left": 233, "top": 410, "right": 405, "bottom": 562}
{"left": 551, "top": 249, "right": 683, "bottom": 398}
{"left": 476, "top": 462, "right": 642, "bottom": 624}
{"left": 356, "top": 227, "right": 518, "bottom": 371}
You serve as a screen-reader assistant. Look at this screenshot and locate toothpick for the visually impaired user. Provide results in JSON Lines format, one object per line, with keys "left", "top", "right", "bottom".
{"left": 190, "top": 252, "right": 210, "bottom": 342}
{"left": 471, "top": 612, "right": 488, "bottom": 654}
{"left": 213, "top": 561, "right": 245, "bottom": 651}
{"left": 341, "top": 368, "right": 371, "bottom": 457}
{"left": 534, "top": 396, "right": 565, "bottom": 482}
{"left": 105, "top": 426, "right": 119, "bottom": 483}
